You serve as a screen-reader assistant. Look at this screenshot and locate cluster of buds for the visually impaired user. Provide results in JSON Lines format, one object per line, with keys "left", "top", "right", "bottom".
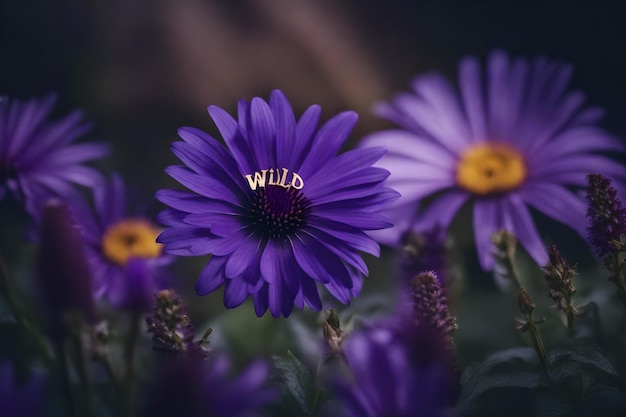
{"left": 517, "top": 288, "right": 548, "bottom": 371}
{"left": 145, "top": 289, "right": 209, "bottom": 358}
{"left": 585, "top": 174, "right": 626, "bottom": 258}
{"left": 409, "top": 271, "right": 457, "bottom": 343}
{"left": 585, "top": 174, "right": 626, "bottom": 307}
{"left": 322, "top": 308, "right": 345, "bottom": 358}
{"left": 543, "top": 245, "right": 577, "bottom": 312}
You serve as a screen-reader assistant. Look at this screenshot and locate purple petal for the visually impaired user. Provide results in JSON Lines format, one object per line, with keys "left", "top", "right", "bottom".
{"left": 298, "top": 111, "right": 357, "bottom": 178}
{"left": 270, "top": 90, "right": 296, "bottom": 165}
{"left": 195, "top": 256, "right": 227, "bottom": 295}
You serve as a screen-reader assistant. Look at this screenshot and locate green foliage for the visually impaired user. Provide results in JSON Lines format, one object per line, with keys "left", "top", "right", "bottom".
{"left": 270, "top": 350, "right": 317, "bottom": 417}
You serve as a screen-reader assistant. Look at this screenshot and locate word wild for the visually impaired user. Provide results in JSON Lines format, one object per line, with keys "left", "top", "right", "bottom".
{"left": 245, "top": 168, "right": 304, "bottom": 191}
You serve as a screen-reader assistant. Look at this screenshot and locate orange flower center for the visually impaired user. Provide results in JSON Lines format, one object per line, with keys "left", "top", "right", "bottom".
{"left": 102, "top": 219, "right": 162, "bottom": 266}
{"left": 456, "top": 142, "right": 526, "bottom": 195}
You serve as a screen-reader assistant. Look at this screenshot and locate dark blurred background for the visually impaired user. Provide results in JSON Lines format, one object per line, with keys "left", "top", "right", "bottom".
{"left": 3, "top": 0, "right": 626, "bottom": 362}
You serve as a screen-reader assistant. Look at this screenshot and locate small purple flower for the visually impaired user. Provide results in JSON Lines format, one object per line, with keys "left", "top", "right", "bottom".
{"left": 409, "top": 271, "right": 457, "bottom": 342}
{"left": 72, "top": 175, "right": 170, "bottom": 310}
{"left": 156, "top": 90, "right": 397, "bottom": 317}
{"left": 586, "top": 173, "right": 626, "bottom": 257}
{"left": 0, "top": 362, "right": 46, "bottom": 417}
{"left": 145, "top": 289, "right": 208, "bottom": 357}
{"left": 362, "top": 51, "right": 626, "bottom": 270}
{"left": 0, "top": 95, "right": 107, "bottom": 218}
{"left": 335, "top": 322, "right": 457, "bottom": 417}
{"left": 143, "top": 356, "right": 277, "bottom": 417}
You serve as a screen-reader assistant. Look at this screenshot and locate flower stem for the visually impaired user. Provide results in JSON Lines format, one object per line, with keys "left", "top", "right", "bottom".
{"left": 564, "top": 294, "right": 576, "bottom": 338}
{"left": 71, "top": 322, "right": 95, "bottom": 417}
{"left": 123, "top": 312, "right": 141, "bottom": 417}
{"left": 307, "top": 359, "right": 324, "bottom": 417}
{"left": 55, "top": 341, "right": 78, "bottom": 417}
{"left": 0, "top": 248, "right": 53, "bottom": 361}
{"left": 525, "top": 313, "right": 549, "bottom": 372}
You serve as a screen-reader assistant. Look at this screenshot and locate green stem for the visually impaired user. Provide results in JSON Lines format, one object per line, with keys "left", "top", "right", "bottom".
{"left": 526, "top": 314, "right": 549, "bottom": 372}
{"left": 94, "top": 351, "right": 123, "bottom": 396}
{"left": 564, "top": 295, "right": 576, "bottom": 338}
{"left": 307, "top": 359, "right": 324, "bottom": 417}
{"left": 501, "top": 243, "right": 522, "bottom": 290}
{"left": 72, "top": 322, "right": 95, "bottom": 417}
{"left": 56, "top": 341, "right": 78, "bottom": 417}
{"left": 123, "top": 312, "right": 141, "bottom": 417}
{"left": 0, "top": 249, "right": 53, "bottom": 361}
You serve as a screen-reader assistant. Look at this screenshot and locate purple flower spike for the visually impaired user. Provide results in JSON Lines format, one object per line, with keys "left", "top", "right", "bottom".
{"left": 586, "top": 173, "right": 626, "bottom": 257}
{"left": 361, "top": 51, "right": 626, "bottom": 270}
{"left": 0, "top": 95, "right": 108, "bottom": 218}
{"left": 71, "top": 174, "right": 170, "bottom": 310}
{"left": 38, "top": 199, "right": 96, "bottom": 327}
{"left": 156, "top": 90, "right": 397, "bottom": 317}
{"left": 143, "top": 356, "right": 277, "bottom": 417}
{"left": 335, "top": 322, "right": 457, "bottom": 417}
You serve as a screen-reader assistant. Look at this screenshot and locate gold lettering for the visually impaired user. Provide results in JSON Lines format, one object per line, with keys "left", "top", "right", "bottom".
{"left": 245, "top": 170, "right": 268, "bottom": 190}
{"left": 245, "top": 169, "right": 305, "bottom": 190}
{"left": 278, "top": 168, "right": 290, "bottom": 188}
{"left": 291, "top": 172, "right": 304, "bottom": 189}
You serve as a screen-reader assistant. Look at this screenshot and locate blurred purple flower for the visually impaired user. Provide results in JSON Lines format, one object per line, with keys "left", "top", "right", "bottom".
{"left": 0, "top": 362, "right": 45, "bottom": 417}
{"left": 0, "top": 95, "right": 107, "bottom": 218}
{"left": 156, "top": 89, "right": 397, "bottom": 317}
{"left": 38, "top": 199, "right": 96, "bottom": 330}
{"left": 143, "top": 356, "right": 277, "bottom": 417}
{"left": 72, "top": 175, "right": 170, "bottom": 310}
{"left": 335, "top": 322, "right": 457, "bottom": 417}
{"left": 398, "top": 225, "right": 448, "bottom": 285}
{"left": 586, "top": 173, "right": 626, "bottom": 257}
{"left": 362, "top": 51, "right": 626, "bottom": 270}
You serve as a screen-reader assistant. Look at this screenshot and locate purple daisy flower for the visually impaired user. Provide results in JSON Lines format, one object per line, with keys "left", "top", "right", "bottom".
{"left": 361, "top": 51, "right": 626, "bottom": 270}
{"left": 143, "top": 356, "right": 277, "bottom": 417}
{"left": 72, "top": 175, "right": 170, "bottom": 310}
{"left": 0, "top": 95, "right": 108, "bottom": 218}
{"left": 335, "top": 322, "right": 457, "bottom": 417}
{"left": 156, "top": 90, "right": 397, "bottom": 317}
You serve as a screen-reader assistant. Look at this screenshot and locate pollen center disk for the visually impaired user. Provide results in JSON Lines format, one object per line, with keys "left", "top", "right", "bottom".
{"left": 102, "top": 219, "right": 163, "bottom": 266}
{"left": 456, "top": 142, "right": 526, "bottom": 195}
{"left": 246, "top": 186, "right": 311, "bottom": 240}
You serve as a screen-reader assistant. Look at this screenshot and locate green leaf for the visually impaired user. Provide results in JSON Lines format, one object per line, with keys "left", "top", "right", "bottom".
{"left": 457, "top": 347, "right": 547, "bottom": 414}
{"left": 460, "top": 347, "right": 538, "bottom": 387}
{"left": 548, "top": 344, "right": 618, "bottom": 390}
{"left": 271, "top": 350, "right": 316, "bottom": 415}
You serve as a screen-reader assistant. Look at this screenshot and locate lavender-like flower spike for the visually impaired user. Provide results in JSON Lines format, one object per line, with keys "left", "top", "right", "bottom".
{"left": 409, "top": 271, "right": 457, "bottom": 342}
{"left": 145, "top": 289, "right": 208, "bottom": 358}
{"left": 542, "top": 246, "right": 578, "bottom": 337}
{"left": 37, "top": 199, "right": 97, "bottom": 332}
{"left": 143, "top": 355, "right": 277, "bottom": 417}
{"left": 586, "top": 173, "right": 626, "bottom": 258}
{"left": 543, "top": 244, "right": 576, "bottom": 306}
{"left": 335, "top": 322, "right": 458, "bottom": 417}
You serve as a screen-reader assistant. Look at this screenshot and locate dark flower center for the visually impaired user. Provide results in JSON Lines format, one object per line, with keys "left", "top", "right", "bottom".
{"left": 246, "top": 186, "right": 311, "bottom": 240}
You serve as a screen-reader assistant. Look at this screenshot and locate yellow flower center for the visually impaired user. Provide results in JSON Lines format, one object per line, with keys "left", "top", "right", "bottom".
{"left": 456, "top": 142, "right": 526, "bottom": 195}
{"left": 102, "top": 219, "right": 163, "bottom": 266}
